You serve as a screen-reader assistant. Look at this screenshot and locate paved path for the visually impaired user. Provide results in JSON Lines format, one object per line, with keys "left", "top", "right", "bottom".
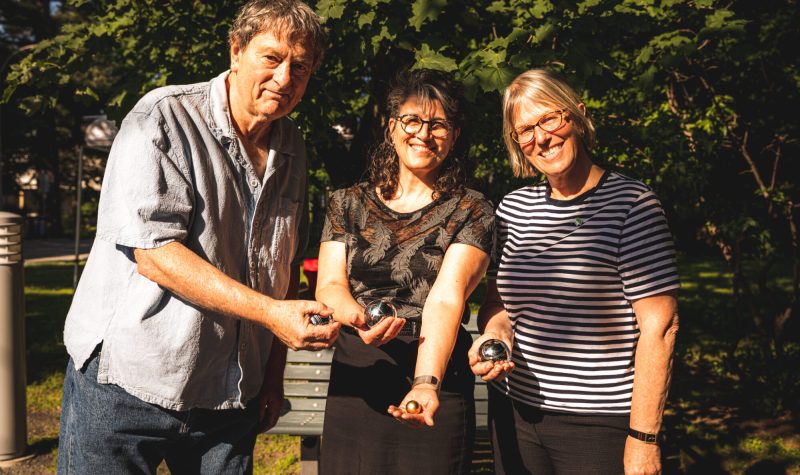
{"left": 22, "top": 238, "right": 93, "bottom": 264}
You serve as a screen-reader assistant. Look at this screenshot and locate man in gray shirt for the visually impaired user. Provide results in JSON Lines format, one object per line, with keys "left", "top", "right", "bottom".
{"left": 57, "top": 1, "right": 340, "bottom": 473}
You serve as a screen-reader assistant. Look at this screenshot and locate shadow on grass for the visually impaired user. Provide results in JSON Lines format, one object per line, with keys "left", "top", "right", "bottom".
{"left": 25, "top": 263, "right": 75, "bottom": 385}
{"left": 28, "top": 437, "right": 59, "bottom": 456}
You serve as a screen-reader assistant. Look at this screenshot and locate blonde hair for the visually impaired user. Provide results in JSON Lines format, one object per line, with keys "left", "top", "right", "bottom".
{"left": 502, "top": 69, "right": 596, "bottom": 178}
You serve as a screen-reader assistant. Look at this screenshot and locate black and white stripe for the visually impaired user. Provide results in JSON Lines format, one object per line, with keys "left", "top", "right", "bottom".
{"left": 489, "top": 171, "right": 679, "bottom": 414}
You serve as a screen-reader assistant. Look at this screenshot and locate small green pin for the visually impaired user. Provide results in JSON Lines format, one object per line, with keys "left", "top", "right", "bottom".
{"left": 575, "top": 217, "right": 583, "bottom": 226}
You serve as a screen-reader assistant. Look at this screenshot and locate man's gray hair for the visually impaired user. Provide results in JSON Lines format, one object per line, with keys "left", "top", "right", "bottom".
{"left": 229, "top": 0, "right": 327, "bottom": 70}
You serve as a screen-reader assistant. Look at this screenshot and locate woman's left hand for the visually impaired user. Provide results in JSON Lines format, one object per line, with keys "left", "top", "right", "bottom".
{"left": 387, "top": 387, "right": 439, "bottom": 428}
{"left": 356, "top": 315, "right": 406, "bottom": 346}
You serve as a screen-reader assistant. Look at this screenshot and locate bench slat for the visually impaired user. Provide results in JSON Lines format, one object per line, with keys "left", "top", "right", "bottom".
{"left": 287, "top": 349, "right": 335, "bottom": 363}
{"left": 267, "top": 412, "right": 325, "bottom": 437}
{"left": 284, "top": 381, "right": 330, "bottom": 398}
{"left": 286, "top": 397, "right": 327, "bottom": 412}
{"left": 284, "top": 365, "right": 332, "bottom": 381}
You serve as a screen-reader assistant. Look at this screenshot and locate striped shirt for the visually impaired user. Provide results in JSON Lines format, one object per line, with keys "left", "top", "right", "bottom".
{"left": 489, "top": 170, "right": 679, "bottom": 414}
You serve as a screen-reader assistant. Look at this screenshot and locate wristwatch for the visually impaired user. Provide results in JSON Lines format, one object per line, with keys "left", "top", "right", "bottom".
{"left": 411, "top": 375, "right": 440, "bottom": 390}
{"left": 628, "top": 427, "right": 658, "bottom": 444}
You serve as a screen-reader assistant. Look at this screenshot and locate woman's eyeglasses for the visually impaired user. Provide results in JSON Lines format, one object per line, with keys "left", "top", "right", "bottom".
{"left": 395, "top": 114, "right": 452, "bottom": 138}
{"left": 510, "top": 109, "right": 567, "bottom": 145}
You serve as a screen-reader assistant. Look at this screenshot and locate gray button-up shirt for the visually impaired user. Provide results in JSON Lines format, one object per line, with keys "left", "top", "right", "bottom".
{"left": 63, "top": 71, "right": 308, "bottom": 410}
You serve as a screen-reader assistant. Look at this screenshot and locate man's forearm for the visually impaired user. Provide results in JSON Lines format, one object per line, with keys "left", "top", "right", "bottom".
{"left": 134, "top": 241, "right": 274, "bottom": 327}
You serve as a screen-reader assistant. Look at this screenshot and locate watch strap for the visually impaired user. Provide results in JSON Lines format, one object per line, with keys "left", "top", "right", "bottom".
{"left": 628, "top": 427, "right": 658, "bottom": 444}
{"left": 411, "top": 375, "right": 440, "bottom": 390}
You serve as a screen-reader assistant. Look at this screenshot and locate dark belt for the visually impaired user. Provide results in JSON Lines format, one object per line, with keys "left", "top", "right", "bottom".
{"left": 398, "top": 319, "right": 420, "bottom": 338}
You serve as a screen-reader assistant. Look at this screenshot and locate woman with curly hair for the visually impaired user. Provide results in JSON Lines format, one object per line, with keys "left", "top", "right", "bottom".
{"left": 316, "top": 68, "right": 495, "bottom": 474}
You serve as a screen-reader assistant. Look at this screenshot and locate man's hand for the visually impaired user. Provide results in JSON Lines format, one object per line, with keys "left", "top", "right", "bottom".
{"left": 257, "top": 382, "right": 284, "bottom": 433}
{"left": 624, "top": 437, "right": 661, "bottom": 475}
{"left": 264, "top": 299, "right": 340, "bottom": 351}
{"left": 468, "top": 333, "right": 514, "bottom": 381}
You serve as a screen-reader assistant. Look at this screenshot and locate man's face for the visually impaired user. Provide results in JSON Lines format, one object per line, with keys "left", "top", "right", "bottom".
{"left": 229, "top": 30, "right": 313, "bottom": 124}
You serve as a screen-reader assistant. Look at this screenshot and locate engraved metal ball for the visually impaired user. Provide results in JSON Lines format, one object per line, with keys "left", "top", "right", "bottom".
{"left": 479, "top": 339, "right": 510, "bottom": 362}
{"left": 405, "top": 400, "right": 421, "bottom": 414}
{"left": 364, "top": 300, "right": 397, "bottom": 327}
{"left": 309, "top": 314, "right": 331, "bottom": 325}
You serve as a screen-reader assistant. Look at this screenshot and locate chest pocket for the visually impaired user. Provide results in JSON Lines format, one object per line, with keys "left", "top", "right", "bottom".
{"left": 270, "top": 197, "right": 301, "bottom": 264}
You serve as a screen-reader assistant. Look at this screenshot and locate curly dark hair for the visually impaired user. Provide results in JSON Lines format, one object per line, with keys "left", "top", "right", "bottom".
{"left": 368, "top": 68, "right": 473, "bottom": 201}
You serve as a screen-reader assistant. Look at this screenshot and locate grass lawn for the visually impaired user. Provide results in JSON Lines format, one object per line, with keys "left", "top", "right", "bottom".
{"left": 8, "top": 256, "right": 800, "bottom": 474}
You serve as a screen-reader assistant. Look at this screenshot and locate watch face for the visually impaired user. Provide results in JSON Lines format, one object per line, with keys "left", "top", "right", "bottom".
{"left": 646, "top": 434, "right": 657, "bottom": 444}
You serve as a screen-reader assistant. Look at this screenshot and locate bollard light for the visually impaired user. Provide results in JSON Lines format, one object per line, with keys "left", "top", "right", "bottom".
{"left": 0, "top": 211, "right": 26, "bottom": 461}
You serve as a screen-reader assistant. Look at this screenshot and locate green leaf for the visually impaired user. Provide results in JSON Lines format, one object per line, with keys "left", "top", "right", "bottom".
{"left": 473, "top": 60, "right": 517, "bottom": 93}
{"left": 371, "top": 25, "right": 397, "bottom": 55}
{"left": 358, "top": 11, "right": 376, "bottom": 28}
{"left": 75, "top": 87, "right": 100, "bottom": 101}
{"left": 317, "top": 0, "right": 346, "bottom": 20}
{"left": 410, "top": 0, "right": 447, "bottom": 31}
{"left": 414, "top": 44, "right": 457, "bottom": 72}
{"left": 705, "top": 9, "right": 734, "bottom": 29}
{"left": 635, "top": 45, "right": 653, "bottom": 65}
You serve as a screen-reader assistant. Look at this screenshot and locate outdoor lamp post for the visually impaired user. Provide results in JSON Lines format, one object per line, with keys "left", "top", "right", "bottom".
{"left": 73, "top": 116, "right": 117, "bottom": 289}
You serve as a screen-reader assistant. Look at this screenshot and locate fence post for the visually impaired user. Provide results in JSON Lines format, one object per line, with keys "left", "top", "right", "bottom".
{"left": 0, "top": 211, "right": 26, "bottom": 461}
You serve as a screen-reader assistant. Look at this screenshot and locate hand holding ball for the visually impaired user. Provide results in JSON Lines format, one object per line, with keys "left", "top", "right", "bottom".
{"left": 405, "top": 400, "right": 421, "bottom": 414}
{"left": 479, "top": 339, "right": 510, "bottom": 362}
{"left": 309, "top": 314, "right": 331, "bottom": 325}
{"left": 364, "top": 300, "right": 397, "bottom": 327}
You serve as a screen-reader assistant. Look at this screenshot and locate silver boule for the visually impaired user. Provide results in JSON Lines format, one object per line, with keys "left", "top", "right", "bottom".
{"left": 364, "top": 300, "right": 397, "bottom": 327}
{"left": 479, "top": 339, "right": 510, "bottom": 362}
{"left": 310, "top": 314, "right": 331, "bottom": 325}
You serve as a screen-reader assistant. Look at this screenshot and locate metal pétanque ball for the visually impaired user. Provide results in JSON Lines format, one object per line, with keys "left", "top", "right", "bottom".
{"left": 309, "top": 314, "right": 331, "bottom": 325}
{"left": 405, "top": 400, "right": 421, "bottom": 414}
{"left": 364, "top": 300, "right": 397, "bottom": 327}
{"left": 479, "top": 339, "right": 510, "bottom": 362}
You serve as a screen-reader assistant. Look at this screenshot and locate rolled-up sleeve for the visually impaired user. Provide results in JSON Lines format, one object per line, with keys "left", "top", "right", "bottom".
{"left": 95, "top": 111, "right": 194, "bottom": 249}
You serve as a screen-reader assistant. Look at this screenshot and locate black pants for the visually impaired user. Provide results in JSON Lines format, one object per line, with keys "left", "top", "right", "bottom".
{"left": 488, "top": 386, "right": 628, "bottom": 475}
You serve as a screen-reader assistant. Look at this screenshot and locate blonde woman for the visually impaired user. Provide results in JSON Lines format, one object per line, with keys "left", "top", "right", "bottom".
{"left": 470, "top": 69, "right": 679, "bottom": 474}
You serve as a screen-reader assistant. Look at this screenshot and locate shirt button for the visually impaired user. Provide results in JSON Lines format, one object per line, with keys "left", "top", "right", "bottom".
{"left": 250, "top": 180, "right": 258, "bottom": 188}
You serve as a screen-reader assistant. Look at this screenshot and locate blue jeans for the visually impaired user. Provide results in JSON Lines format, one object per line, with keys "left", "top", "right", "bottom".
{"left": 57, "top": 352, "right": 260, "bottom": 475}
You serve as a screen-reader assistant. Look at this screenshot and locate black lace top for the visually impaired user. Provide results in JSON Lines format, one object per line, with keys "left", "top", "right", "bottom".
{"left": 321, "top": 182, "right": 495, "bottom": 322}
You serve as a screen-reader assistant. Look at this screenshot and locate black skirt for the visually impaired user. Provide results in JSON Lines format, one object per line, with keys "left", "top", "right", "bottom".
{"left": 320, "top": 328, "right": 476, "bottom": 475}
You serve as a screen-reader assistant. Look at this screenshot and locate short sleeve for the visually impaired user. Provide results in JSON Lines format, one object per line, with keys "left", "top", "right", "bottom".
{"left": 95, "top": 111, "right": 193, "bottom": 249}
{"left": 452, "top": 192, "right": 495, "bottom": 255}
{"left": 618, "top": 189, "right": 680, "bottom": 300}
{"left": 320, "top": 188, "right": 348, "bottom": 243}
{"left": 486, "top": 207, "right": 505, "bottom": 280}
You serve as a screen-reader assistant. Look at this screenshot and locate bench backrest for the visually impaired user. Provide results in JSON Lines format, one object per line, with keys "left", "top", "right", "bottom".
{"left": 268, "top": 320, "right": 489, "bottom": 437}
